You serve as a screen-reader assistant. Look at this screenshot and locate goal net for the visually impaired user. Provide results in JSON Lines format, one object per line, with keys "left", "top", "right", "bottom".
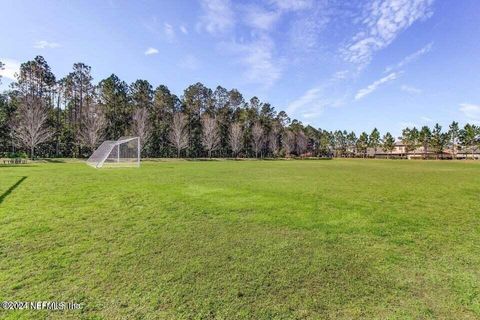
{"left": 86, "top": 136, "right": 140, "bottom": 168}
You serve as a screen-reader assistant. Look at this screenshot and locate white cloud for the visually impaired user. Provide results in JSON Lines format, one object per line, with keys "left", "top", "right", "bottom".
{"left": 270, "top": 0, "right": 313, "bottom": 11}
{"left": 180, "top": 25, "right": 188, "bottom": 34}
{"left": 285, "top": 73, "right": 347, "bottom": 119}
{"left": 0, "top": 58, "right": 20, "bottom": 81}
{"left": 401, "top": 84, "right": 421, "bottom": 94}
{"left": 178, "top": 54, "right": 200, "bottom": 70}
{"left": 143, "top": 18, "right": 180, "bottom": 41}
{"left": 459, "top": 103, "right": 480, "bottom": 121}
{"left": 164, "top": 22, "right": 175, "bottom": 41}
{"left": 243, "top": 6, "right": 280, "bottom": 31}
{"left": 287, "top": 9, "right": 329, "bottom": 53}
{"left": 286, "top": 87, "right": 323, "bottom": 114}
{"left": 343, "top": 0, "right": 434, "bottom": 67}
{"left": 292, "top": 91, "right": 346, "bottom": 122}
{"left": 221, "top": 35, "right": 282, "bottom": 88}
{"left": 144, "top": 47, "right": 159, "bottom": 55}
{"left": 420, "top": 116, "right": 433, "bottom": 122}
{"left": 386, "top": 42, "right": 433, "bottom": 72}
{"left": 198, "top": 0, "right": 234, "bottom": 34}
{"left": 198, "top": 0, "right": 285, "bottom": 86}
{"left": 34, "top": 40, "right": 61, "bottom": 49}
{"left": 355, "top": 72, "right": 398, "bottom": 100}
{"left": 302, "top": 111, "right": 324, "bottom": 119}
{"left": 399, "top": 121, "right": 417, "bottom": 129}
{"left": 333, "top": 70, "right": 349, "bottom": 80}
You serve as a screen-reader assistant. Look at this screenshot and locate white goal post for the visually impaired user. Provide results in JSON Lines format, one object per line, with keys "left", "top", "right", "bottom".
{"left": 86, "top": 136, "right": 140, "bottom": 168}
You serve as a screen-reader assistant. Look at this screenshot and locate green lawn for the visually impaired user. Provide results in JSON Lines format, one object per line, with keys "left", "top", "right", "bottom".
{"left": 0, "top": 159, "right": 479, "bottom": 319}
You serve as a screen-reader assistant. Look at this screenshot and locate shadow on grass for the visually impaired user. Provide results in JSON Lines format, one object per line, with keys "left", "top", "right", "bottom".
{"left": 42, "top": 159, "right": 67, "bottom": 163}
{"left": 184, "top": 158, "right": 222, "bottom": 162}
{"left": 0, "top": 176, "right": 27, "bottom": 204}
{"left": 0, "top": 165, "right": 36, "bottom": 168}
{"left": 184, "top": 157, "right": 334, "bottom": 161}
{"left": 142, "top": 157, "right": 334, "bottom": 162}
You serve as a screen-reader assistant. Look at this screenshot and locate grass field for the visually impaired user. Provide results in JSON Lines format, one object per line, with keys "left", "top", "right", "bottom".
{"left": 0, "top": 159, "right": 479, "bottom": 319}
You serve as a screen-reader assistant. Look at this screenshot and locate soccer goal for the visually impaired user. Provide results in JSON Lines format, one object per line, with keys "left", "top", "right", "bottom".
{"left": 86, "top": 136, "right": 140, "bottom": 168}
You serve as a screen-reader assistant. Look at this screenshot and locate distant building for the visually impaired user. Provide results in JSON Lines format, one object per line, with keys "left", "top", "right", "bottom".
{"left": 364, "top": 140, "right": 480, "bottom": 159}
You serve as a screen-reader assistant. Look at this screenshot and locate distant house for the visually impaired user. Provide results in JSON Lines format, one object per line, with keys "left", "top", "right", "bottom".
{"left": 456, "top": 147, "right": 480, "bottom": 159}
{"left": 364, "top": 140, "right": 480, "bottom": 159}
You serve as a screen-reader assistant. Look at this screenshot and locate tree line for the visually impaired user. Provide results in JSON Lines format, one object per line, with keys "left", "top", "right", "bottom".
{"left": 0, "top": 56, "right": 479, "bottom": 159}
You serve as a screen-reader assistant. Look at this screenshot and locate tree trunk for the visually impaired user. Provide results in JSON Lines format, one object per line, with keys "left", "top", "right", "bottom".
{"left": 177, "top": 149, "right": 180, "bottom": 158}
{"left": 56, "top": 106, "right": 60, "bottom": 157}
{"left": 31, "top": 146, "right": 34, "bottom": 160}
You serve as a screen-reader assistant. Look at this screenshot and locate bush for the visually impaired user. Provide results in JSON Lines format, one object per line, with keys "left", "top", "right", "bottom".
{"left": 4, "top": 151, "right": 29, "bottom": 159}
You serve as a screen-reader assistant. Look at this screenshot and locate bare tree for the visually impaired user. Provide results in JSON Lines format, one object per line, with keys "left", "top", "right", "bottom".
{"left": 268, "top": 125, "right": 280, "bottom": 157}
{"left": 78, "top": 103, "right": 106, "bottom": 151}
{"left": 251, "top": 122, "right": 264, "bottom": 158}
{"left": 132, "top": 107, "right": 151, "bottom": 150}
{"left": 283, "top": 130, "right": 295, "bottom": 157}
{"left": 201, "top": 114, "right": 220, "bottom": 158}
{"left": 11, "top": 95, "right": 53, "bottom": 159}
{"left": 169, "top": 113, "right": 189, "bottom": 158}
{"left": 296, "top": 131, "right": 308, "bottom": 157}
{"left": 229, "top": 122, "right": 243, "bottom": 157}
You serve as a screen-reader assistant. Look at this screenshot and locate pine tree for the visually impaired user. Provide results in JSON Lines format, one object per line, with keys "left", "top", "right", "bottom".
{"left": 382, "top": 132, "right": 395, "bottom": 158}
{"left": 402, "top": 127, "right": 419, "bottom": 158}
{"left": 150, "top": 85, "right": 178, "bottom": 157}
{"left": 346, "top": 131, "right": 357, "bottom": 157}
{"left": 419, "top": 126, "right": 432, "bottom": 159}
{"left": 430, "top": 123, "right": 446, "bottom": 159}
{"left": 0, "top": 61, "right": 4, "bottom": 85}
{"left": 369, "top": 128, "right": 380, "bottom": 157}
{"left": 63, "top": 63, "right": 94, "bottom": 156}
{"left": 98, "top": 74, "right": 130, "bottom": 140}
{"left": 460, "top": 124, "right": 479, "bottom": 159}
{"left": 448, "top": 121, "right": 459, "bottom": 159}
{"left": 356, "top": 132, "right": 369, "bottom": 158}
{"left": 183, "top": 83, "right": 212, "bottom": 157}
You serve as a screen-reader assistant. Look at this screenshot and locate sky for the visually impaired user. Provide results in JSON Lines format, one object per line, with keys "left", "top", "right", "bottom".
{"left": 1, "top": 0, "right": 479, "bottom": 136}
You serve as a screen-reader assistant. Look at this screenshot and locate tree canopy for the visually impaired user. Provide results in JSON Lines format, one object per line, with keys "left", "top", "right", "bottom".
{"left": 1, "top": 56, "right": 479, "bottom": 160}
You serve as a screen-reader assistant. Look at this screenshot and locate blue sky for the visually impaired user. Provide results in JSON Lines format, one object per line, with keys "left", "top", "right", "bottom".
{"left": 1, "top": 0, "right": 479, "bottom": 135}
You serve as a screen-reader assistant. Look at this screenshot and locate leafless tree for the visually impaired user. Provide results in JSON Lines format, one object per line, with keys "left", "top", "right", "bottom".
{"left": 283, "top": 130, "right": 295, "bottom": 157}
{"left": 201, "top": 114, "right": 220, "bottom": 158}
{"left": 169, "top": 112, "right": 189, "bottom": 158}
{"left": 251, "top": 122, "right": 264, "bottom": 158}
{"left": 11, "top": 95, "right": 53, "bottom": 159}
{"left": 132, "top": 107, "right": 151, "bottom": 150}
{"left": 268, "top": 125, "right": 280, "bottom": 157}
{"left": 229, "top": 122, "right": 243, "bottom": 157}
{"left": 78, "top": 103, "right": 106, "bottom": 151}
{"left": 296, "top": 131, "right": 308, "bottom": 157}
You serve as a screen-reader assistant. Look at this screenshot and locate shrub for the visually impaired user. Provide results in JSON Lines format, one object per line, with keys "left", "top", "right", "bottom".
{"left": 5, "top": 151, "right": 29, "bottom": 159}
